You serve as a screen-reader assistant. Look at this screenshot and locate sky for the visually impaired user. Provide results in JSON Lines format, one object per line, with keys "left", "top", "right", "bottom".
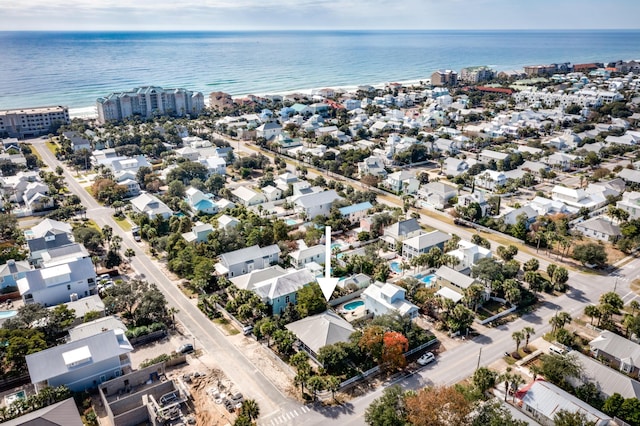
{"left": 2, "top": 0, "right": 640, "bottom": 31}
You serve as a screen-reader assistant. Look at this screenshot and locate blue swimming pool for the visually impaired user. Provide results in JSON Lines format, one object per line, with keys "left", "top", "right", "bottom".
{"left": 286, "top": 219, "right": 297, "bottom": 226}
{"left": 390, "top": 261, "right": 402, "bottom": 274}
{"left": 344, "top": 300, "right": 364, "bottom": 311}
{"left": 415, "top": 274, "right": 437, "bottom": 286}
{"left": 0, "top": 310, "right": 17, "bottom": 319}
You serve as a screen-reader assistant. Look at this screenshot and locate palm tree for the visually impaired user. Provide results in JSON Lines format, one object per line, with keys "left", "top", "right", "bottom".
{"left": 584, "top": 305, "right": 600, "bottom": 325}
{"left": 630, "top": 300, "right": 640, "bottom": 316}
{"left": 498, "top": 371, "right": 512, "bottom": 401}
{"left": 509, "top": 375, "right": 525, "bottom": 402}
{"left": 240, "top": 399, "right": 260, "bottom": 422}
{"left": 512, "top": 330, "right": 524, "bottom": 354}
{"left": 522, "top": 326, "right": 535, "bottom": 351}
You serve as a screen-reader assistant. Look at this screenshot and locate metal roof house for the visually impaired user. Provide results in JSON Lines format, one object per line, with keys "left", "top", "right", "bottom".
{"left": 215, "top": 244, "right": 281, "bottom": 278}
{"left": 285, "top": 310, "right": 355, "bottom": 362}
{"left": 515, "top": 379, "right": 612, "bottom": 426}
{"left": 26, "top": 329, "right": 133, "bottom": 392}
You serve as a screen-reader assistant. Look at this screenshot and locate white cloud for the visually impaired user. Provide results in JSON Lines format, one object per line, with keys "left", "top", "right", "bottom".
{"left": 1, "top": 0, "right": 639, "bottom": 30}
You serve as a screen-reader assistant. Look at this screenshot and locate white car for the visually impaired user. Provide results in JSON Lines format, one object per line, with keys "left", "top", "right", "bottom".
{"left": 417, "top": 351, "right": 435, "bottom": 366}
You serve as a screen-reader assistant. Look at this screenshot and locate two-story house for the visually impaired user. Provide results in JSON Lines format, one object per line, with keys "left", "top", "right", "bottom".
{"left": 384, "top": 171, "right": 419, "bottom": 194}
{"left": 26, "top": 329, "right": 133, "bottom": 392}
{"left": 382, "top": 218, "right": 422, "bottom": 251}
{"left": 17, "top": 257, "right": 97, "bottom": 306}
{"left": 294, "top": 190, "right": 342, "bottom": 219}
{"left": 215, "top": 244, "right": 281, "bottom": 278}
{"left": 289, "top": 241, "right": 326, "bottom": 269}
{"left": 181, "top": 221, "right": 214, "bottom": 243}
{"left": 402, "top": 230, "right": 451, "bottom": 260}
{"left": 26, "top": 218, "right": 74, "bottom": 267}
{"left": 362, "top": 281, "right": 419, "bottom": 318}
{"left": 231, "top": 265, "right": 316, "bottom": 314}
{"left": 339, "top": 202, "right": 373, "bottom": 225}
{"left": 185, "top": 187, "right": 218, "bottom": 214}
{"left": 419, "top": 181, "right": 457, "bottom": 209}
{"left": 434, "top": 265, "right": 483, "bottom": 304}
{"left": 0, "top": 259, "right": 31, "bottom": 290}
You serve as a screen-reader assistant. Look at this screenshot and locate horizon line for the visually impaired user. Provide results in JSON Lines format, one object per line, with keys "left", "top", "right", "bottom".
{"left": 2, "top": 28, "right": 640, "bottom": 33}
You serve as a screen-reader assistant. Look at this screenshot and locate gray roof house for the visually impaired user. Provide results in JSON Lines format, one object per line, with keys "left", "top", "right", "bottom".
{"left": 568, "top": 350, "right": 640, "bottom": 400}
{"left": 130, "top": 193, "right": 173, "bottom": 220}
{"left": 402, "top": 230, "right": 451, "bottom": 260}
{"left": 0, "top": 259, "right": 31, "bottom": 290}
{"left": 285, "top": 310, "right": 355, "bottom": 362}
{"left": 215, "top": 244, "right": 281, "bottom": 278}
{"left": 17, "top": 257, "right": 97, "bottom": 307}
{"left": 382, "top": 218, "right": 422, "bottom": 250}
{"left": 574, "top": 217, "right": 621, "bottom": 242}
{"left": 26, "top": 329, "right": 133, "bottom": 392}
{"left": 294, "top": 190, "right": 342, "bottom": 219}
{"left": 590, "top": 330, "right": 640, "bottom": 378}
{"left": 3, "top": 397, "right": 83, "bottom": 426}
{"left": 434, "top": 265, "right": 481, "bottom": 303}
{"left": 41, "top": 243, "right": 90, "bottom": 268}
{"left": 230, "top": 265, "right": 316, "bottom": 314}
{"left": 515, "top": 379, "right": 611, "bottom": 426}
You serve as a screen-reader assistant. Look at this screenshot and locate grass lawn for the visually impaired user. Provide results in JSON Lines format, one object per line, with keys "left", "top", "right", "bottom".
{"left": 45, "top": 140, "right": 57, "bottom": 154}
{"left": 114, "top": 215, "right": 132, "bottom": 231}
{"left": 214, "top": 318, "right": 240, "bottom": 335}
{"left": 83, "top": 219, "right": 101, "bottom": 232}
{"left": 25, "top": 143, "right": 45, "bottom": 165}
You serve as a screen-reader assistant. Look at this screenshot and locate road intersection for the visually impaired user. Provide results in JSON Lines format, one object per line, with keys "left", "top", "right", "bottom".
{"left": 30, "top": 138, "right": 638, "bottom": 425}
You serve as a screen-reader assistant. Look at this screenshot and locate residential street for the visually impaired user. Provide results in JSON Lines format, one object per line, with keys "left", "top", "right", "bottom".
{"left": 29, "top": 139, "right": 300, "bottom": 424}
{"left": 30, "top": 138, "right": 639, "bottom": 426}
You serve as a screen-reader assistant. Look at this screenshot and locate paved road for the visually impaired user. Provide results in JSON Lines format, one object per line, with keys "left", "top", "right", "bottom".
{"left": 29, "top": 139, "right": 299, "bottom": 423}
{"left": 31, "top": 137, "right": 638, "bottom": 425}
{"left": 220, "top": 136, "right": 638, "bottom": 424}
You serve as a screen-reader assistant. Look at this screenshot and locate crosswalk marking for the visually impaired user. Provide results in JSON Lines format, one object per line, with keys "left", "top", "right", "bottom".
{"left": 267, "top": 406, "right": 312, "bottom": 425}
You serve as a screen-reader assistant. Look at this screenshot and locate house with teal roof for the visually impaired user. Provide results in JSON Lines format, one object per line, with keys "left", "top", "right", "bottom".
{"left": 339, "top": 202, "right": 373, "bottom": 225}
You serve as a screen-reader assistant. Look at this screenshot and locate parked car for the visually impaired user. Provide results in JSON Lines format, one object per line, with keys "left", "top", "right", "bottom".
{"left": 177, "top": 343, "right": 194, "bottom": 354}
{"left": 242, "top": 325, "right": 253, "bottom": 336}
{"left": 417, "top": 351, "right": 435, "bottom": 366}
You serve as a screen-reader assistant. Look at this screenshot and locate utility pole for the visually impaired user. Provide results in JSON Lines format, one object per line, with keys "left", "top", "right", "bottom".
{"left": 476, "top": 347, "right": 482, "bottom": 370}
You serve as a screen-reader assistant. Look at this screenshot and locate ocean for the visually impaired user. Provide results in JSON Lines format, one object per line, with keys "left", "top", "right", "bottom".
{"left": 1, "top": 30, "right": 640, "bottom": 114}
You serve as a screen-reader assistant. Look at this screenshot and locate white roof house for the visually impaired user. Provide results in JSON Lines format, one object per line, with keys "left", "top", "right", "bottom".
{"left": 181, "top": 221, "right": 214, "bottom": 243}
{"left": 289, "top": 241, "right": 326, "bottom": 269}
{"left": 362, "top": 281, "right": 419, "bottom": 318}
{"left": 231, "top": 186, "right": 267, "bottom": 206}
{"left": 130, "top": 193, "right": 173, "bottom": 219}
{"left": 216, "top": 244, "right": 281, "bottom": 278}
{"left": 617, "top": 191, "right": 640, "bottom": 220}
{"left": 446, "top": 240, "right": 492, "bottom": 271}
{"left": 294, "top": 190, "right": 342, "bottom": 219}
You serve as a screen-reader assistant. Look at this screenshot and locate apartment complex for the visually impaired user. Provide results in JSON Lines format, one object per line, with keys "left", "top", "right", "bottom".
{"left": 0, "top": 106, "right": 70, "bottom": 138}
{"left": 96, "top": 86, "right": 205, "bottom": 123}
{"left": 459, "top": 66, "right": 495, "bottom": 84}
{"left": 430, "top": 69, "right": 458, "bottom": 86}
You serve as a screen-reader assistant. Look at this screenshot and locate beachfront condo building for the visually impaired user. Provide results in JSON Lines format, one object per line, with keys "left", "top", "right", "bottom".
{"left": 459, "top": 66, "right": 495, "bottom": 84}
{"left": 0, "top": 106, "right": 70, "bottom": 138}
{"left": 96, "top": 86, "right": 205, "bottom": 123}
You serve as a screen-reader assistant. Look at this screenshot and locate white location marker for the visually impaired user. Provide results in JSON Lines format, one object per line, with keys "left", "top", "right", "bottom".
{"left": 317, "top": 225, "right": 339, "bottom": 302}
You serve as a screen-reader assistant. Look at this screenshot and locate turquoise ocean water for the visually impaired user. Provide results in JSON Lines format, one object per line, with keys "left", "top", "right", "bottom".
{"left": 0, "top": 30, "right": 639, "bottom": 110}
